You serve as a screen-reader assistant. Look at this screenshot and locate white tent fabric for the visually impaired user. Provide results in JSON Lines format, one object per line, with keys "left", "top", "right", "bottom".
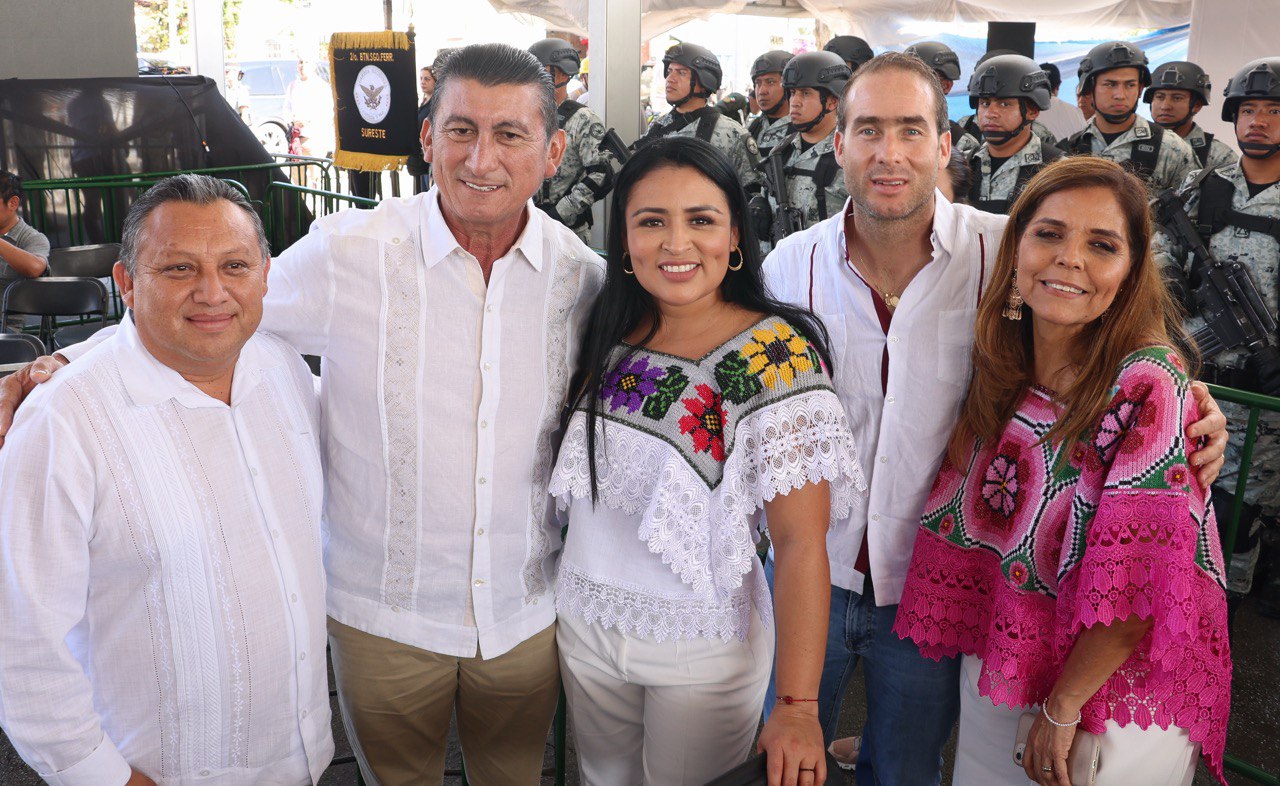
{"left": 486, "top": 0, "right": 1193, "bottom": 42}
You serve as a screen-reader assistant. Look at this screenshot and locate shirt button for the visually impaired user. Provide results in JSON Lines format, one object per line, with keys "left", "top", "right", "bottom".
{"left": 486, "top": 304, "right": 494, "bottom": 313}
{"left": 272, "top": 529, "right": 281, "bottom": 539}
{"left": 299, "top": 652, "right": 306, "bottom": 661}
{"left": 888, "top": 336, "right": 899, "bottom": 343}
{"left": 879, "top": 456, "right": 887, "bottom": 464}
{"left": 391, "top": 237, "right": 401, "bottom": 244}
{"left": 483, "top": 362, "right": 492, "bottom": 371}
{"left": 478, "top": 477, "right": 488, "bottom": 485}
{"left": 474, "top": 579, "right": 485, "bottom": 586}
{"left": 477, "top": 528, "right": 485, "bottom": 536}
{"left": 392, "top": 605, "right": 401, "bottom": 613}
{"left": 886, "top": 396, "right": 895, "bottom": 404}
{"left": 872, "top": 513, "right": 881, "bottom": 521}
{"left": 290, "top": 593, "right": 298, "bottom": 602}
{"left": 480, "top": 420, "right": 488, "bottom": 428}
{"left": 250, "top": 468, "right": 259, "bottom": 477}
{"left": 301, "top": 709, "right": 308, "bottom": 719}
{"left": 201, "top": 770, "right": 210, "bottom": 777}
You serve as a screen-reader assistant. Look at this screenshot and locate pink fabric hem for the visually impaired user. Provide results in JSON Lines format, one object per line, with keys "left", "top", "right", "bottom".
{"left": 894, "top": 521, "right": 1231, "bottom": 784}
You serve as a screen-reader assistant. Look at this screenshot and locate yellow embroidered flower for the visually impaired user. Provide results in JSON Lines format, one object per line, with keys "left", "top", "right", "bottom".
{"left": 740, "top": 322, "right": 813, "bottom": 390}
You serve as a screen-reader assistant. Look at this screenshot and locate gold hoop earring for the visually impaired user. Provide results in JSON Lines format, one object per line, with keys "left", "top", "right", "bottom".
{"left": 727, "top": 246, "right": 744, "bottom": 272}
{"left": 1002, "top": 280, "right": 1024, "bottom": 321}
{"left": 621, "top": 252, "right": 634, "bottom": 275}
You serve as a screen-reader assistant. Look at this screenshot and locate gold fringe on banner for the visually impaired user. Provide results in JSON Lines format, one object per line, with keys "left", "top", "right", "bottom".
{"left": 332, "top": 151, "right": 409, "bottom": 171}
{"left": 329, "top": 31, "right": 412, "bottom": 51}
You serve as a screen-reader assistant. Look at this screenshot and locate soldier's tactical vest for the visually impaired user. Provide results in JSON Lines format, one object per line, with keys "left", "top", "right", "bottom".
{"left": 1066, "top": 122, "right": 1166, "bottom": 182}
{"left": 636, "top": 106, "right": 722, "bottom": 148}
{"left": 966, "top": 142, "right": 1065, "bottom": 215}
{"left": 1195, "top": 171, "right": 1280, "bottom": 246}
{"left": 770, "top": 132, "right": 843, "bottom": 222}
{"left": 949, "top": 121, "right": 969, "bottom": 147}
{"left": 1189, "top": 131, "right": 1216, "bottom": 168}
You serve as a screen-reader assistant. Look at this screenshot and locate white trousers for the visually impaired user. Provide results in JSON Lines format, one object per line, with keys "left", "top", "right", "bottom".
{"left": 954, "top": 655, "right": 1199, "bottom": 786}
{"left": 557, "top": 608, "right": 774, "bottom": 786}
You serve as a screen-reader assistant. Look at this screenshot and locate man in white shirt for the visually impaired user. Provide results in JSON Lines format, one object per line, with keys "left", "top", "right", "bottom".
{"left": 0, "top": 174, "right": 332, "bottom": 786}
{"left": 261, "top": 43, "right": 603, "bottom": 784}
{"left": 762, "top": 52, "right": 1227, "bottom": 785}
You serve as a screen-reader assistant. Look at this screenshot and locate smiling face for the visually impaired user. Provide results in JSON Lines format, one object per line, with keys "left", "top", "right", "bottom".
{"left": 623, "top": 164, "right": 739, "bottom": 314}
{"left": 836, "top": 67, "right": 949, "bottom": 222}
{"left": 117, "top": 199, "right": 269, "bottom": 380}
{"left": 423, "top": 78, "right": 564, "bottom": 235}
{"left": 1015, "top": 186, "right": 1131, "bottom": 340}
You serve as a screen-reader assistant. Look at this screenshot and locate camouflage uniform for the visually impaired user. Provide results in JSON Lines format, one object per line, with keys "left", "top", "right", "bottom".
{"left": 1185, "top": 123, "right": 1239, "bottom": 172}
{"left": 1153, "top": 162, "right": 1280, "bottom": 589}
{"left": 765, "top": 129, "right": 849, "bottom": 233}
{"left": 950, "top": 121, "right": 980, "bottom": 157}
{"left": 536, "top": 102, "right": 615, "bottom": 244}
{"left": 641, "top": 108, "right": 764, "bottom": 195}
{"left": 966, "top": 133, "right": 1063, "bottom": 215}
{"left": 749, "top": 113, "right": 792, "bottom": 160}
{"left": 1065, "top": 114, "right": 1197, "bottom": 192}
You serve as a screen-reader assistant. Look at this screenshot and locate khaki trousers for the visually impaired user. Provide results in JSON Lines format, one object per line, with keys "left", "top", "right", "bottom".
{"left": 328, "top": 618, "right": 560, "bottom": 785}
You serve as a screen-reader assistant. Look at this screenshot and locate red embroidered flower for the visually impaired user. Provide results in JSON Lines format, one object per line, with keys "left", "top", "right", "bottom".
{"left": 1009, "top": 561, "right": 1029, "bottom": 585}
{"left": 1168, "top": 353, "right": 1185, "bottom": 373}
{"left": 1164, "top": 463, "right": 1190, "bottom": 488}
{"left": 1070, "top": 444, "right": 1087, "bottom": 469}
{"left": 938, "top": 514, "right": 956, "bottom": 536}
{"left": 981, "top": 454, "right": 1020, "bottom": 518}
{"left": 678, "top": 384, "right": 727, "bottom": 461}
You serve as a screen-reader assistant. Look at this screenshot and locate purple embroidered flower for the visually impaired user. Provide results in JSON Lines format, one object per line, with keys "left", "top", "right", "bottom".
{"left": 981, "top": 454, "right": 1019, "bottom": 518}
{"left": 601, "top": 355, "right": 666, "bottom": 413}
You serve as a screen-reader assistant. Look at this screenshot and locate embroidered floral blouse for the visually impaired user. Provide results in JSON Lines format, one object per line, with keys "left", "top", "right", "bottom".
{"left": 549, "top": 318, "right": 865, "bottom": 643}
{"left": 892, "top": 347, "right": 1231, "bottom": 782}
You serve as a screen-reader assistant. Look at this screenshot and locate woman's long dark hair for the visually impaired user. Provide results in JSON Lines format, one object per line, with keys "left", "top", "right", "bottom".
{"left": 571, "top": 135, "right": 834, "bottom": 500}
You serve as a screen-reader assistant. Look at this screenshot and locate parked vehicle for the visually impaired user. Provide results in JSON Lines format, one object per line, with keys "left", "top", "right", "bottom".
{"left": 231, "top": 59, "right": 330, "bottom": 154}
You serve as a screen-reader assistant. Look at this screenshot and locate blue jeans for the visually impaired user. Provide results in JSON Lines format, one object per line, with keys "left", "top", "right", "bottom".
{"left": 764, "top": 557, "right": 959, "bottom": 786}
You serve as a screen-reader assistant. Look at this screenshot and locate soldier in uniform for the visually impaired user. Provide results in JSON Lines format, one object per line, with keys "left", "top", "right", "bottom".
{"left": 903, "top": 41, "right": 980, "bottom": 156}
{"left": 823, "top": 35, "right": 874, "bottom": 73}
{"left": 759, "top": 51, "right": 851, "bottom": 243}
{"left": 1152, "top": 57, "right": 1280, "bottom": 609}
{"left": 528, "top": 38, "right": 615, "bottom": 244}
{"left": 747, "top": 50, "right": 794, "bottom": 159}
{"left": 956, "top": 50, "right": 1059, "bottom": 149}
{"left": 1064, "top": 41, "right": 1197, "bottom": 192}
{"left": 1146, "top": 60, "right": 1239, "bottom": 173}
{"left": 638, "top": 43, "right": 764, "bottom": 196}
{"left": 964, "top": 54, "right": 1064, "bottom": 215}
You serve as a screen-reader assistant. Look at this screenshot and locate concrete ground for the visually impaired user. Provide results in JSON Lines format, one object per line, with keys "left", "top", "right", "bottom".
{"left": 3, "top": 595, "right": 1277, "bottom": 785}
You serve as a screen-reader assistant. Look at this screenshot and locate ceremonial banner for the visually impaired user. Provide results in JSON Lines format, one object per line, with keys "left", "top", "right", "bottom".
{"left": 328, "top": 31, "right": 418, "bottom": 171}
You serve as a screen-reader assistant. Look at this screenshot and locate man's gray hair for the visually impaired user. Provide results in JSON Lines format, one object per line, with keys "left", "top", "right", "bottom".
{"left": 120, "top": 174, "right": 269, "bottom": 275}
{"left": 837, "top": 52, "right": 950, "bottom": 137}
{"left": 428, "top": 43, "right": 558, "bottom": 142}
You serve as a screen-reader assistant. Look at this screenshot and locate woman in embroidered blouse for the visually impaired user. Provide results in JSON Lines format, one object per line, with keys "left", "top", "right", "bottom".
{"left": 549, "top": 136, "right": 864, "bottom": 785}
{"left": 893, "top": 157, "right": 1231, "bottom": 786}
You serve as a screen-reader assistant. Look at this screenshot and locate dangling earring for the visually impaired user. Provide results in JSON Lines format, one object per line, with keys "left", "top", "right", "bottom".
{"left": 727, "top": 246, "right": 744, "bottom": 272}
{"left": 621, "top": 252, "right": 634, "bottom": 275}
{"left": 1002, "top": 280, "right": 1024, "bottom": 320}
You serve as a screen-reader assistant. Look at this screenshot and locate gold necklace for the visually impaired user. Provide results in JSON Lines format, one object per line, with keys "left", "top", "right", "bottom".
{"left": 844, "top": 254, "right": 901, "bottom": 309}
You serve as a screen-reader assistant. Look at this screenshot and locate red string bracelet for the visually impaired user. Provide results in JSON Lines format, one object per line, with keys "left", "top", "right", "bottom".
{"left": 776, "top": 696, "right": 819, "bottom": 705}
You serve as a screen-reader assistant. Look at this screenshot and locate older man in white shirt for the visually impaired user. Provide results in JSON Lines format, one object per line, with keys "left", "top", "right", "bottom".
{"left": 261, "top": 43, "right": 603, "bottom": 784}
{"left": 0, "top": 175, "right": 332, "bottom": 786}
{"left": 762, "top": 53, "right": 1226, "bottom": 786}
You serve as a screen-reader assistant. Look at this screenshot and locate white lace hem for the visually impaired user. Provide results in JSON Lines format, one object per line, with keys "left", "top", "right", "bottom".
{"left": 549, "top": 390, "right": 865, "bottom": 600}
{"left": 556, "top": 561, "right": 768, "bottom": 642}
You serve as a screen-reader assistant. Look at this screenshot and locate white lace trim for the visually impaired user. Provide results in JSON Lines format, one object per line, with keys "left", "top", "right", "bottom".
{"left": 556, "top": 562, "right": 765, "bottom": 642}
{"left": 550, "top": 390, "right": 864, "bottom": 600}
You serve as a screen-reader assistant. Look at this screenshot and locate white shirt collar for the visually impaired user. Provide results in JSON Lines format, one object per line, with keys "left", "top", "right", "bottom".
{"left": 113, "top": 311, "right": 274, "bottom": 409}
{"left": 832, "top": 189, "right": 956, "bottom": 260}
{"left": 420, "top": 188, "right": 545, "bottom": 273}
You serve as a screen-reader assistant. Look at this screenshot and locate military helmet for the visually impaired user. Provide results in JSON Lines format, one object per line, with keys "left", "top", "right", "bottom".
{"left": 967, "top": 54, "right": 1052, "bottom": 111}
{"left": 783, "top": 51, "right": 853, "bottom": 101}
{"left": 823, "top": 36, "right": 875, "bottom": 71}
{"left": 718, "top": 92, "right": 749, "bottom": 123}
{"left": 663, "top": 42, "right": 723, "bottom": 94}
{"left": 1077, "top": 41, "right": 1150, "bottom": 94}
{"left": 528, "top": 38, "right": 581, "bottom": 77}
{"left": 1221, "top": 58, "right": 1280, "bottom": 121}
{"left": 903, "top": 41, "right": 961, "bottom": 81}
{"left": 1143, "top": 61, "right": 1212, "bottom": 106}
{"left": 751, "top": 50, "right": 793, "bottom": 80}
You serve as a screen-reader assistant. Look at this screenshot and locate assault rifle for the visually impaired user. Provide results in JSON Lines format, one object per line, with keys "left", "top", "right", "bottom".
{"left": 599, "top": 128, "right": 632, "bottom": 165}
{"left": 761, "top": 148, "right": 803, "bottom": 243}
{"left": 1154, "top": 188, "right": 1280, "bottom": 396}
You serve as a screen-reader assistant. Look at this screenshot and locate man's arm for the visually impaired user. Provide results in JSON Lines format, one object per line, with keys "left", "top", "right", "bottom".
{"left": 0, "top": 236, "right": 49, "bottom": 278}
{"left": 0, "top": 405, "right": 136, "bottom": 786}
{"left": 552, "top": 112, "right": 614, "bottom": 230}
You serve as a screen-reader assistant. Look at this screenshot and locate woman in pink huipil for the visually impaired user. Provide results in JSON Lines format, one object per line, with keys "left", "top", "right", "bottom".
{"left": 893, "top": 157, "right": 1231, "bottom": 786}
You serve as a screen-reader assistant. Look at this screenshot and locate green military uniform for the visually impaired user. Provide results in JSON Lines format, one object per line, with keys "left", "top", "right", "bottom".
{"left": 966, "top": 133, "right": 1065, "bottom": 215}
{"left": 536, "top": 101, "right": 615, "bottom": 244}
{"left": 749, "top": 113, "right": 792, "bottom": 160}
{"left": 641, "top": 108, "right": 764, "bottom": 196}
{"left": 1153, "top": 162, "right": 1280, "bottom": 590}
{"left": 1066, "top": 114, "right": 1197, "bottom": 193}
{"left": 765, "top": 130, "right": 848, "bottom": 232}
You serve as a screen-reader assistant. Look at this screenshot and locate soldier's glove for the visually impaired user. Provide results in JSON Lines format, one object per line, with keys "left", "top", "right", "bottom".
{"left": 747, "top": 194, "right": 773, "bottom": 243}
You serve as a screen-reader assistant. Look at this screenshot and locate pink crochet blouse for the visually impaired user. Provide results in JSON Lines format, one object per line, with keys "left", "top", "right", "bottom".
{"left": 893, "top": 347, "right": 1232, "bottom": 782}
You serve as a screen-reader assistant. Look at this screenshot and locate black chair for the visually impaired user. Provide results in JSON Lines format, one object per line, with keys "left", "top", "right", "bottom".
{"left": 47, "top": 243, "right": 123, "bottom": 316}
{"left": 0, "top": 277, "right": 110, "bottom": 353}
{"left": 0, "top": 333, "right": 46, "bottom": 370}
